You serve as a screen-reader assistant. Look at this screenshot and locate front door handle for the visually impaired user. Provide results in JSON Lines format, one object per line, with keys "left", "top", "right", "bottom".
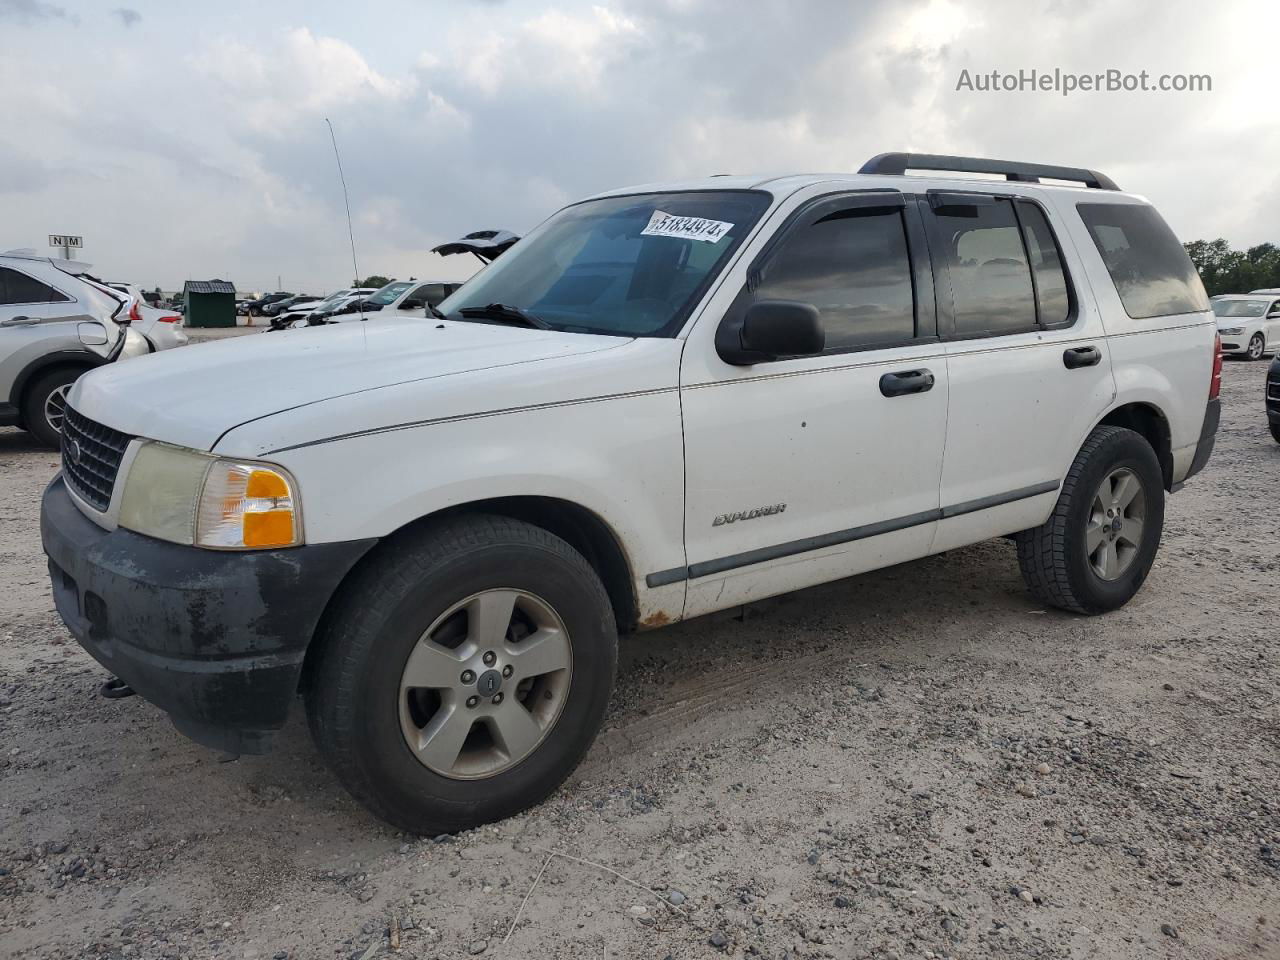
{"left": 879, "top": 368, "right": 935, "bottom": 397}
{"left": 0, "top": 316, "right": 34, "bottom": 326}
{"left": 1064, "top": 345, "right": 1102, "bottom": 369}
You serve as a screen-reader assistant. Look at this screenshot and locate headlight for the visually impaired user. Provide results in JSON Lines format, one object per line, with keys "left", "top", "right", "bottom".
{"left": 1219, "top": 326, "right": 1244, "bottom": 335}
{"left": 118, "top": 442, "right": 301, "bottom": 549}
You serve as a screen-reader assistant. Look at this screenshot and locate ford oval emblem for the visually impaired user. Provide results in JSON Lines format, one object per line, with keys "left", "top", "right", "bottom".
{"left": 67, "top": 439, "right": 82, "bottom": 466}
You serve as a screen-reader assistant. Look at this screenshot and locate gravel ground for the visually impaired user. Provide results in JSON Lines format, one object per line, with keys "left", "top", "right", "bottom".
{"left": 1, "top": 359, "right": 1278, "bottom": 960}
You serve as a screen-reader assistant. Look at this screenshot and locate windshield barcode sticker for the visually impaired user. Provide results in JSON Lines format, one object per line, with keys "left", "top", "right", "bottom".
{"left": 641, "top": 210, "right": 734, "bottom": 243}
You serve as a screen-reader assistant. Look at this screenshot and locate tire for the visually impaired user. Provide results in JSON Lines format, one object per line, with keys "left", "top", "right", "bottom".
{"left": 1015, "top": 425, "right": 1165, "bottom": 615}
{"left": 305, "top": 514, "right": 618, "bottom": 834}
{"left": 1270, "top": 422, "right": 1280, "bottom": 444}
{"left": 1248, "top": 333, "right": 1265, "bottom": 361}
{"left": 21, "top": 367, "right": 85, "bottom": 449}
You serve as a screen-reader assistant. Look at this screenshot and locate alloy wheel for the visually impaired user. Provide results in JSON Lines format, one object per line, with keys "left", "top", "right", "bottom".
{"left": 398, "top": 589, "right": 572, "bottom": 779}
{"left": 1086, "top": 467, "right": 1146, "bottom": 581}
{"left": 1249, "top": 335, "right": 1265, "bottom": 360}
{"left": 44, "top": 384, "right": 71, "bottom": 436}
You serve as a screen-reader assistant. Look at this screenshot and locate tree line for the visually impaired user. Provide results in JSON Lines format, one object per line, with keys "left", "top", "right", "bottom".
{"left": 1184, "top": 240, "right": 1280, "bottom": 297}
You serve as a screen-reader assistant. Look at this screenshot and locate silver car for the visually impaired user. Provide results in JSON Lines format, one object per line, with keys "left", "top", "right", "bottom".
{"left": 0, "top": 250, "right": 149, "bottom": 447}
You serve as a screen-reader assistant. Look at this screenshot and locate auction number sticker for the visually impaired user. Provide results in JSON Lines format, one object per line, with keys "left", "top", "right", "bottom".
{"left": 641, "top": 210, "right": 734, "bottom": 243}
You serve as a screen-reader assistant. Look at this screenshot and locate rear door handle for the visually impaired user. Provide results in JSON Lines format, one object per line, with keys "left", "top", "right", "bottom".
{"left": 879, "top": 368, "right": 935, "bottom": 397}
{"left": 1063, "top": 345, "right": 1102, "bottom": 369}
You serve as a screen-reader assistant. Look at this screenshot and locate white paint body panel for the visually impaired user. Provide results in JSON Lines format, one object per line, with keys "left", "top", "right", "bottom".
{"left": 66, "top": 170, "right": 1216, "bottom": 630}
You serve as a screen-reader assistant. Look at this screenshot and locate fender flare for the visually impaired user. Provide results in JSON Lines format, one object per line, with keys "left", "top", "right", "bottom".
{"left": 9, "top": 349, "right": 106, "bottom": 410}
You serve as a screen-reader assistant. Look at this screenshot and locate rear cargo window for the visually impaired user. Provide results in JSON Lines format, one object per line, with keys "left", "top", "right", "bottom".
{"left": 1077, "top": 203, "right": 1209, "bottom": 319}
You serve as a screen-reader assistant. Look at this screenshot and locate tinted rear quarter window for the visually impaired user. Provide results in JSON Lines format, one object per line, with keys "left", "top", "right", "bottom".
{"left": 1077, "top": 202, "right": 1209, "bottom": 319}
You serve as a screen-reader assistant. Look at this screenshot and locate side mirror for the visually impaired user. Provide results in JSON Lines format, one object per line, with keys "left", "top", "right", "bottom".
{"left": 400, "top": 299, "right": 424, "bottom": 310}
{"left": 717, "top": 299, "right": 825, "bottom": 365}
{"left": 1269, "top": 310, "right": 1280, "bottom": 319}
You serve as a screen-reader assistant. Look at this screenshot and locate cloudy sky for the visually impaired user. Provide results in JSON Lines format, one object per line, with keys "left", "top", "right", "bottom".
{"left": 1, "top": 0, "right": 1274, "bottom": 294}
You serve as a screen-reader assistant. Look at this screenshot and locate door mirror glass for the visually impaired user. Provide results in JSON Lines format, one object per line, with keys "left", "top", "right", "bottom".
{"left": 720, "top": 300, "right": 824, "bottom": 365}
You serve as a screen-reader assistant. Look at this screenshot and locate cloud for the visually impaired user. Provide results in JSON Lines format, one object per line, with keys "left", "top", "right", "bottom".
{"left": 112, "top": 7, "right": 140, "bottom": 27}
{"left": 0, "top": 0, "right": 69, "bottom": 22}
{"left": 192, "top": 27, "right": 414, "bottom": 134}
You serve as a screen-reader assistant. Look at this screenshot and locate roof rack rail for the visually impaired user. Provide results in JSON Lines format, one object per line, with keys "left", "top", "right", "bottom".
{"left": 858, "top": 153, "right": 1119, "bottom": 191}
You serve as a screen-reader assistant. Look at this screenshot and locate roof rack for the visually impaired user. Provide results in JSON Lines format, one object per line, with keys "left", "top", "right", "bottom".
{"left": 858, "top": 153, "right": 1119, "bottom": 191}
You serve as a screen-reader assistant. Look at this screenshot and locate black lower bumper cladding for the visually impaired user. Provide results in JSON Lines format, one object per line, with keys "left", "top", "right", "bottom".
{"left": 1184, "top": 398, "right": 1220, "bottom": 483}
{"left": 40, "top": 476, "right": 376, "bottom": 754}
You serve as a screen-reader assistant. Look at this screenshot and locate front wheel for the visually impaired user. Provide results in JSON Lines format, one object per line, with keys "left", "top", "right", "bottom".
{"left": 1248, "top": 333, "right": 1266, "bottom": 360}
{"left": 22, "top": 367, "right": 84, "bottom": 448}
{"left": 305, "top": 514, "right": 617, "bottom": 834}
{"left": 1015, "top": 425, "right": 1165, "bottom": 615}
{"left": 1270, "top": 421, "right": 1280, "bottom": 444}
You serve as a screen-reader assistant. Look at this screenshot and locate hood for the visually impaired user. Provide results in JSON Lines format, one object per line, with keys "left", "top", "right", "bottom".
{"left": 70, "top": 318, "right": 627, "bottom": 450}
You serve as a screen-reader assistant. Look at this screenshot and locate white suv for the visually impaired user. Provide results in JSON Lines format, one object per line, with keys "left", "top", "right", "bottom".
{"left": 41, "top": 154, "right": 1220, "bottom": 833}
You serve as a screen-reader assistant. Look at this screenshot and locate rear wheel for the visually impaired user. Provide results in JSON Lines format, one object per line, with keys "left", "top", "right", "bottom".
{"left": 1015, "top": 425, "right": 1164, "bottom": 615}
{"left": 305, "top": 514, "right": 617, "bottom": 834}
{"left": 21, "top": 367, "right": 85, "bottom": 448}
{"left": 1248, "top": 333, "right": 1266, "bottom": 360}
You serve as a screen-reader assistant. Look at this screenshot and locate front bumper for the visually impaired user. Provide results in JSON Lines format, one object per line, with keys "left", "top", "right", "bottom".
{"left": 41, "top": 476, "right": 376, "bottom": 754}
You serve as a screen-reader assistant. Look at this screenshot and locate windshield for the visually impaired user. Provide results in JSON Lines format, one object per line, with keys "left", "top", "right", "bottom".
{"left": 368, "top": 281, "right": 414, "bottom": 306}
{"left": 308, "top": 289, "right": 351, "bottom": 309}
{"left": 437, "top": 190, "right": 772, "bottom": 337}
{"left": 1212, "top": 298, "right": 1268, "bottom": 318}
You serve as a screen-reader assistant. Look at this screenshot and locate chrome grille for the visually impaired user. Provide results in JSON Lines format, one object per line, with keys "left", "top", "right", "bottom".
{"left": 61, "top": 405, "right": 132, "bottom": 512}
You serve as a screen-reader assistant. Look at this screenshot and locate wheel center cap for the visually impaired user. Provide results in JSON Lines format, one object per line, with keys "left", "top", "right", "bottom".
{"left": 476, "top": 669, "right": 503, "bottom": 696}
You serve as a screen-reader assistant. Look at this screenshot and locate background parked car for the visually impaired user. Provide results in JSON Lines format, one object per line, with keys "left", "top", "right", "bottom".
{"left": 106, "top": 282, "right": 188, "bottom": 351}
{"left": 306, "top": 287, "right": 378, "bottom": 322}
{"left": 1268, "top": 355, "right": 1280, "bottom": 442}
{"left": 360, "top": 279, "right": 463, "bottom": 318}
{"left": 0, "top": 249, "right": 149, "bottom": 446}
{"left": 245, "top": 292, "right": 293, "bottom": 317}
{"left": 262, "top": 294, "right": 319, "bottom": 317}
{"left": 1211, "top": 294, "right": 1280, "bottom": 359}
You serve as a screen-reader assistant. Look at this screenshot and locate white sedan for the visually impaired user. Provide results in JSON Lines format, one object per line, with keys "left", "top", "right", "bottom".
{"left": 1212, "top": 294, "right": 1280, "bottom": 360}
{"left": 107, "top": 283, "right": 188, "bottom": 351}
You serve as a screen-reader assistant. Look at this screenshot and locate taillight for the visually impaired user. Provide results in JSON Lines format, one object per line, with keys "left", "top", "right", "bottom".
{"left": 128, "top": 301, "right": 142, "bottom": 324}
{"left": 1209, "top": 333, "right": 1223, "bottom": 400}
{"left": 158, "top": 315, "right": 180, "bottom": 323}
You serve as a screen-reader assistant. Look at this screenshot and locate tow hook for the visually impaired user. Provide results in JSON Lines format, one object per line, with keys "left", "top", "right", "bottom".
{"left": 98, "top": 676, "right": 136, "bottom": 700}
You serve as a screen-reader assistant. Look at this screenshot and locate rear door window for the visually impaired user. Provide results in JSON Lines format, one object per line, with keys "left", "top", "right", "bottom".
{"left": 1077, "top": 202, "right": 1209, "bottom": 318}
{"left": 930, "top": 197, "right": 1038, "bottom": 337}
{"left": 0, "top": 267, "right": 71, "bottom": 304}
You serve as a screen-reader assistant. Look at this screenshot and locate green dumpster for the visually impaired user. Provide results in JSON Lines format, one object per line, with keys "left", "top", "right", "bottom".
{"left": 183, "top": 279, "right": 237, "bottom": 328}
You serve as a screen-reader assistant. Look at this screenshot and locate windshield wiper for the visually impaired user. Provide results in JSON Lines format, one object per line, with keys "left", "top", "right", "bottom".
{"left": 456, "top": 302, "right": 551, "bottom": 330}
